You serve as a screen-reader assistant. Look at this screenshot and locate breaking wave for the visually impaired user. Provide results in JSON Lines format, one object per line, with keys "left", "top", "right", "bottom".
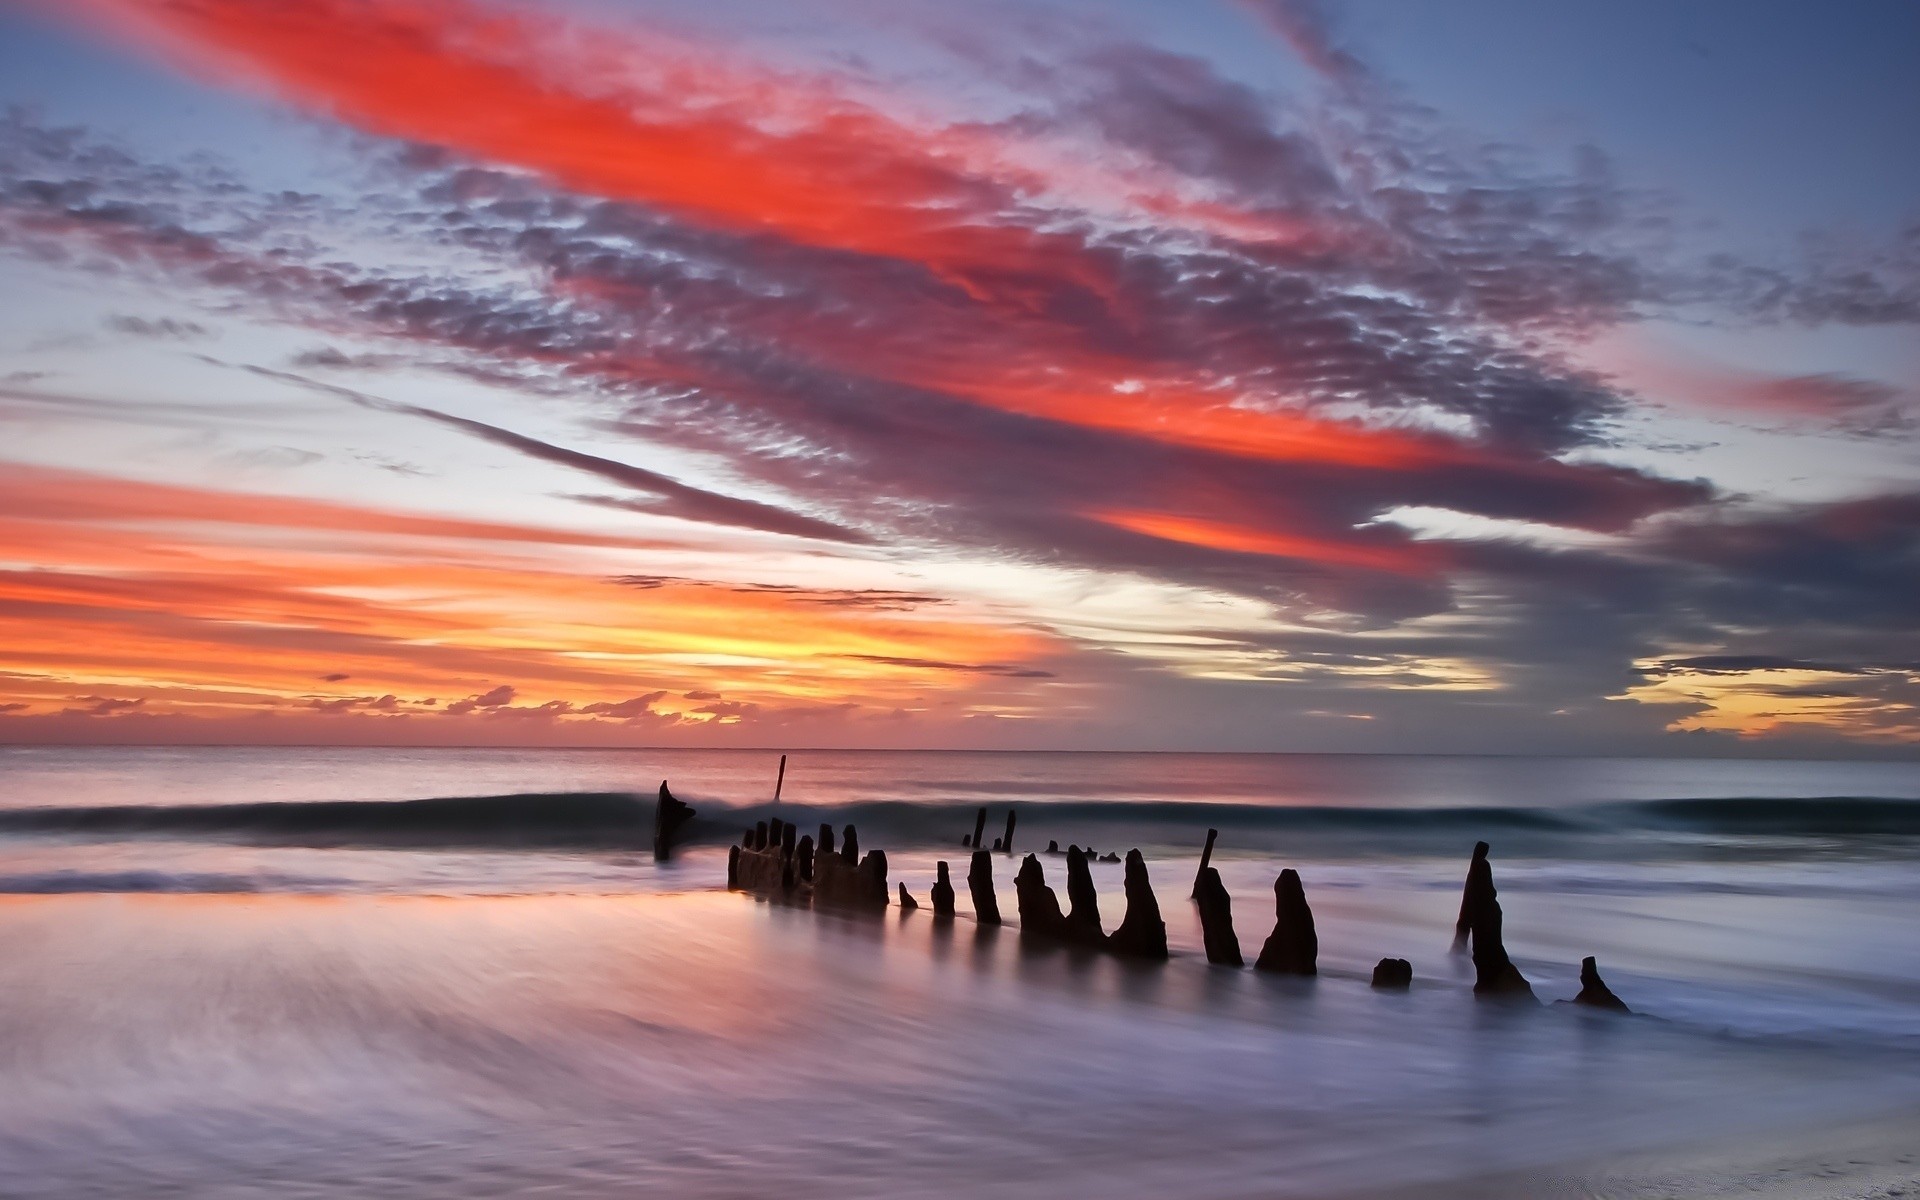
{"left": 2, "top": 791, "right": 1917, "bottom": 853}
{"left": 0, "top": 792, "right": 654, "bottom": 848}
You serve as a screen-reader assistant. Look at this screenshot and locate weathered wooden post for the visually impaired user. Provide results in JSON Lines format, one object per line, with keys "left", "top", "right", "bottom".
{"left": 931, "top": 861, "right": 956, "bottom": 918}
{"left": 1190, "top": 827, "right": 1219, "bottom": 898}
{"left": 1001, "top": 808, "right": 1018, "bottom": 855}
{"left": 653, "top": 780, "right": 696, "bottom": 861}
{"left": 971, "top": 807, "right": 988, "bottom": 851}
{"left": 1109, "top": 850, "right": 1168, "bottom": 959}
{"left": 1254, "top": 868, "right": 1317, "bottom": 975}
{"left": 1193, "top": 866, "right": 1242, "bottom": 966}
{"left": 968, "top": 850, "right": 1002, "bottom": 925}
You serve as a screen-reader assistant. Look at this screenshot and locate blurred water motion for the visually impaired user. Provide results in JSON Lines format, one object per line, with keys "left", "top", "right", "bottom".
{"left": 1, "top": 747, "right": 1918, "bottom": 1196}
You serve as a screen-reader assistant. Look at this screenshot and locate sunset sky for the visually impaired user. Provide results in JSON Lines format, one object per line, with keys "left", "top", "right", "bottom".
{"left": 0, "top": 0, "right": 1914, "bottom": 753}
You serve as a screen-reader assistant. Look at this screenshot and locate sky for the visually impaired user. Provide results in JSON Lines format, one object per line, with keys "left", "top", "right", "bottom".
{"left": 0, "top": 0, "right": 1914, "bottom": 754}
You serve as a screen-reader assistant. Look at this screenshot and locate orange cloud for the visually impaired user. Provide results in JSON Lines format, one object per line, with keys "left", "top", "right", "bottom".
{"left": 0, "top": 461, "right": 1060, "bottom": 738}
{"left": 1090, "top": 509, "right": 1440, "bottom": 575}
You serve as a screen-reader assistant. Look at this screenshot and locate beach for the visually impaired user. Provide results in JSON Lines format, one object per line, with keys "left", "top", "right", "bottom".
{"left": 2, "top": 747, "right": 1918, "bottom": 1197}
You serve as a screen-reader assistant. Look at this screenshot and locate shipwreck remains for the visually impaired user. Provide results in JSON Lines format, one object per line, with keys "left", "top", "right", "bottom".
{"left": 653, "top": 781, "right": 696, "bottom": 860}
{"left": 1254, "top": 868, "right": 1318, "bottom": 975}
{"left": 931, "top": 860, "right": 956, "bottom": 918}
{"left": 729, "top": 818, "right": 887, "bottom": 911}
{"left": 1062, "top": 845, "right": 1105, "bottom": 946}
{"left": 1014, "top": 854, "right": 1068, "bottom": 939}
{"left": 968, "top": 850, "right": 1003, "bottom": 925}
{"left": 1193, "top": 865, "right": 1242, "bottom": 966}
{"left": 724, "top": 811, "right": 1634, "bottom": 1022}
{"left": 1108, "top": 849, "right": 1169, "bottom": 959}
{"left": 1371, "top": 958, "right": 1413, "bottom": 989}
{"left": 1456, "top": 842, "right": 1534, "bottom": 998}
{"left": 1571, "top": 956, "right": 1629, "bottom": 1012}
{"left": 1191, "top": 827, "right": 1219, "bottom": 898}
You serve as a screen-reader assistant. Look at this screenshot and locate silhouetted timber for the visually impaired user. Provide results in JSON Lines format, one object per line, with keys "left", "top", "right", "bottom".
{"left": 1014, "top": 854, "right": 1068, "bottom": 939}
{"left": 1457, "top": 842, "right": 1533, "bottom": 999}
{"left": 1108, "top": 850, "right": 1168, "bottom": 959}
{"left": 1452, "top": 840, "right": 1487, "bottom": 952}
{"left": 962, "top": 835, "right": 972, "bottom": 848}
{"left": 1063, "top": 845, "right": 1105, "bottom": 946}
{"left": 728, "top": 819, "right": 885, "bottom": 910}
{"left": 773, "top": 753, "right": 787, "bottom": 803}
{"left": 652, "top": 781, "right": 695, "bottom": 860}
{"left": 1371, "top": 958, "right": 1412, "bottom": 989}
{"left": 968, "top": 850, "right": 1002, "bottom": 925}
{"left": 813, "top": 829, "right": 888, "bottom": 911}
{"left": 819, "top": 823, "right": 835, "bottom": 858}
{"left": 1254, "top": 869, "right": 1317, "bottom": 976}
{"left": 1191, "top": 827, "right": 1219, "bottom": 898}
{"left": 1046, "top": 840, "right": 1061, "bottom": 854}
{"left": 732, "top": 834, "right": 790, "bottom": 895}
{"left": 1193, "top": 866, "right": 1242, "bottom": 966}
{"left": 991, "top": 838, "right": 1003, "bottom": 852}
{"left": 1002, "top": 808, "right": 1018, "bottom": 855}
{"left": 1097, "top": 851, "right": 1120, "bottom": 863}
{"left": 971, "top": 807, "right": 988, "bottom": 851}
{"left": 1573, "top": 956, "right": 1629, "bottom": 1012}
{"left": 721, "top": 824, "right": 1649, "bottom": 1025}
{"left": 931, "top": 860, "right": 956, "bottom": 918}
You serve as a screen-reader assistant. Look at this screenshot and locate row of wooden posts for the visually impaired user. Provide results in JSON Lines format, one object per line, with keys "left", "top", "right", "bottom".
{"left": 722, "top": 802, "right": 1632, "bottom": 1011}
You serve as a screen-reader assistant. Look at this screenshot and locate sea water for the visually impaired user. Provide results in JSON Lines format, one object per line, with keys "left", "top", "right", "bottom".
{"left": 2, "top": 747, "right": 1918, "bottom": 1197}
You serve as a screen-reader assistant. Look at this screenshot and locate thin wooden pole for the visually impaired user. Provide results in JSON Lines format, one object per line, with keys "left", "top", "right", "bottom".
{"left": 1191, "top": 828, "right": 1219, "bottom": 898}
{"left": 773, "top": 753, "right": 788, "bottom": 804}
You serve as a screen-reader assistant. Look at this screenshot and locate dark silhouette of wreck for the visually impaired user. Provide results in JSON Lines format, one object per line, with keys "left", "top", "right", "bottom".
{"left": 720, "top": 809, "right": 1632, "bottom": 1013}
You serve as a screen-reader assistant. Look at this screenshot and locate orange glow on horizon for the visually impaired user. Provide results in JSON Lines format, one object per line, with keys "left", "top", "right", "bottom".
{"left": 0, "top": 462, "right": 1059, "bottom": 737}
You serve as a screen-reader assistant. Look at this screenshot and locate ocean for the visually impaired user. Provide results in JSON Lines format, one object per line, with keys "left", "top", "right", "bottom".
{"left": 2, "top": 746, "right": 1918, "bottom": 1197}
